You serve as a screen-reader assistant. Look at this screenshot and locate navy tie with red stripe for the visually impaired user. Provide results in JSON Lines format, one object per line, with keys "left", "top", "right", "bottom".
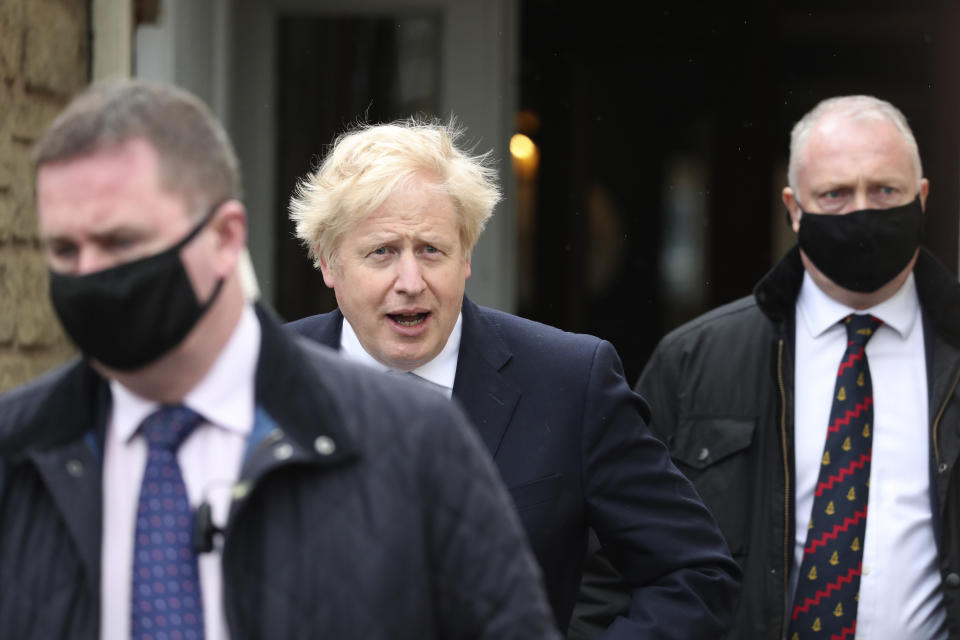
{"left": 789, "top": 313, "right": 882, "bottom": 640}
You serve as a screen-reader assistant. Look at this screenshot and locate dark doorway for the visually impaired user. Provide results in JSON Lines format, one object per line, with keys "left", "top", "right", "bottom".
{"left": 518, "top": 0, "right": 959, "bottom": 383}
{"left": 273, "top": 12, "right": 442, "bottom": 323}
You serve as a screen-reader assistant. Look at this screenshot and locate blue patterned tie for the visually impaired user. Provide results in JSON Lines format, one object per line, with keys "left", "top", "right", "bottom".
{"left": 789, "top": 314, "right": 882, "bottom": 640}
{"left": 131, "top": 405, "right": 206, "bottom": 640}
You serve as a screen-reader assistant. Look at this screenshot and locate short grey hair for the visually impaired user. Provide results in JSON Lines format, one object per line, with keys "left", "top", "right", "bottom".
{"left": 289, "top": 116, "right": 501, "bottom": 269}
{"left": 33, "top": 78, "right": 241, "bottom": 216}
{"left": 787, "top": 95, "right": 923, "bottom": 190}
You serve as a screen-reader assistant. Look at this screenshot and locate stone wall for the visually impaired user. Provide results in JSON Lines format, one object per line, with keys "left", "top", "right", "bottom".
{"left": 0, "top": 0, "right": 89, "bottom": 391}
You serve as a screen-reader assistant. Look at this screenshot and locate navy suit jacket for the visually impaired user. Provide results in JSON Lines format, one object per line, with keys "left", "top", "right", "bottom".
{"left": 288, "top": 297, "right": 740, "bottom": 639}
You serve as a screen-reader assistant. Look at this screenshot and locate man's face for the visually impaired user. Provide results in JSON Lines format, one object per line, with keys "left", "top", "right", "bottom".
{"left": 320, "top": 175, "right": 471, "bottom": 371}
{"left": 785, "top": 114, "right": 928, "bottom": 223}
{"left": 782, "top": 114, "right": 930, "bottom": 303}
{"left": 36, "top": 137, "right": 216, "bottom": 288}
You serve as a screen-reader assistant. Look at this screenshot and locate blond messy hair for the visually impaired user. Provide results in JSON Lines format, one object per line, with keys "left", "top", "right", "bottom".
{"left": 289, "top": 116, "right": 501, "bottom": 269}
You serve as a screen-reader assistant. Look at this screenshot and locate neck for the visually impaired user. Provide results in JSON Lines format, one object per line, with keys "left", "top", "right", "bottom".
{"left": 800, "top": 249, "right": 917, "bottom": 310}
{"left": 98, "top": 278, "right": 247, "bottom": 404}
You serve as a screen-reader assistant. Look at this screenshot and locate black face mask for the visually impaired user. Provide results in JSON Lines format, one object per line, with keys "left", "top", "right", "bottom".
{"left": 49, "top": 205, "right": 225, "bottom": 371}
{"left": 797, "top": 196, "right": 923, "bottom": 293}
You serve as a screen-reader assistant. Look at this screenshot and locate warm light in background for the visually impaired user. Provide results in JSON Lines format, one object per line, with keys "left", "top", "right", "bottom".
{"left": 510, "top": 133, "right": 539, "bottom": 179}
{"left": 510, "top": 133, "right": 536, "bottom": 160}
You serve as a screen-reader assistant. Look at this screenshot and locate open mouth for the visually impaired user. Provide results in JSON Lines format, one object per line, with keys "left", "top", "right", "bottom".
{"left": 389, "top": 312, "right": 429, "bottom": 327}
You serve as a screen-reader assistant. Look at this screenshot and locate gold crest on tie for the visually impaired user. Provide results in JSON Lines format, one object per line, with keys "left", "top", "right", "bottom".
{"left": 812, "top": 617, "right": 822, "bottom": 631}
{"left": 826, "top": 500, "right": 835, "bottom": 515}
{"left": 862, "top": 423, "right": 870, "bottom": 438}
{"left": 857, "top": 327, "right": 872, "bottom": 336}
{"left": 838, "top": 386, "right": 847, "bottom": 402}
{"left": 857, "top": 372, "right": 865, "bottom": 387}
{"left": 830, "top": 550, "right": 839, "bottom": 566}
{"left": 851, "top": 537, "right": 860, "bottom": 551}
{"left": 834, "top": 602, "right": 844, "bottom": 617}
{"left": 822, "top": 451, "right": 831, "bottom": 465}
{"left": 842, "top": 437, "right": 852, "bottom": 451}
{"left": 846, "top": 486, "right": 856, "bottom": 501}
{"left": 809, "top": 565, "right": 818, "bottom": 580}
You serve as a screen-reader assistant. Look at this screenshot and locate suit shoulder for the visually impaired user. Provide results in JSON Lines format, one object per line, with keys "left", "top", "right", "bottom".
{"left": 474, "top": 305, "right": 602, "bottom": 354}
{"left": 286, "top": 311, "right": 338, "bottom": 336}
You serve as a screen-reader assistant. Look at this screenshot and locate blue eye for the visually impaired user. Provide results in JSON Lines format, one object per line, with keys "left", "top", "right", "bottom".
{"left": 424, "top": 245, "right": 439, "bottom": 254}
{"left": 372, "top": 247, "right": 388, "bottom": 256}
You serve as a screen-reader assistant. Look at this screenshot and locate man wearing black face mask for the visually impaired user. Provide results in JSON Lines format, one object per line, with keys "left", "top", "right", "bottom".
{"left": 0, "top": 79, "right": 561, "bottom": 640}
{"left": 575, "top": 95, "right": 960, "bottom": 639}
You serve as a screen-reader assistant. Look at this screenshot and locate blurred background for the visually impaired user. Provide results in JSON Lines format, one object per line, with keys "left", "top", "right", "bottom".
{"left": 1, "top": 0, "right": 957, "bottom": 389}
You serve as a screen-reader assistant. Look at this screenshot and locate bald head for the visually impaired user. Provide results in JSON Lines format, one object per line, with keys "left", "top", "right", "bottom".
{"left": 787, "top": 95, "right": 922, "bottom": 192}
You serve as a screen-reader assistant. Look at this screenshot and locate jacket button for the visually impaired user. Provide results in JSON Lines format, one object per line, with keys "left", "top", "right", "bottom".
{"left": 939, "top": 462, "right": 949, "bottom": 474}
{"left": 65, "top": 459, "right": 84, "bottom": 477}
{"left": 314, "top": 436, "right": 336, "bottom": 456}
{"left": 697, "top": 447, "right": 710, "bottom": 462}
{"left": 945, "top": 573, "right": 960, "bottom": 588}
{"left": 273, "top": 443, "right": 294, "bottom": 460}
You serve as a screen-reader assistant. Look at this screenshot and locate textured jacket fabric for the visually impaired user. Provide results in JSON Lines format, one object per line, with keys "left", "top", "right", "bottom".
{"left": 288, "top": 297, "right": 741, "bottom": 640}
{"left": 635, "top": 246, "right": 960, "bottom": 639}
{"left": 0, "top": 304, "right": 561, "bottom": 640}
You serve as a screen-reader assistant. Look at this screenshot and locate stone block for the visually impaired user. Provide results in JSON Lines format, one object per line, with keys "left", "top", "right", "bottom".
{"left": 8, "top": 95, "right": 62, "bottom": 144}
{"left": 0, "top": 252, "right": 15, "bottom": 344}
{"left": 15, "top": 249, "right": 64, "bottom": 348}
{"left": 23, "top": 0, "right": 87, "bottom": 96}
{"left": 0, "top": 194, "right": 12, "bottom": 242}
{"left": 0, "top": 0, "right": 24, "bottom": 83}
{"left": 0, "top": 351, "right": 31, "bottom": 392}
{"left": 5, "top": 143, "right": 40, "bottom": 241}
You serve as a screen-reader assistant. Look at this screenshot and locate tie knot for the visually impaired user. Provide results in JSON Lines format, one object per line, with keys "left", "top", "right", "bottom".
{"left": 140, "top": 404, "right": 204, "bottom": 452}
{"left": 844, "top": 313, "right": 882, "bottom": 346}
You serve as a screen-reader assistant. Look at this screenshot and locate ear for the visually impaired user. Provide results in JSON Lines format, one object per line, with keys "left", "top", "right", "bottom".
{"left": 919, "top": 178, "right": 930, "bottom": 211}
{"left": 464, "top": 252, "right": 471, "bottom": 280}
{"left": 318, "top": 253, "right": 338, "bottom": 289}
{"left": 782, "top": 186, "right": 802, "bottom": 233}
{"left": 210, "top": 199, "right": 247, "bottom": 276}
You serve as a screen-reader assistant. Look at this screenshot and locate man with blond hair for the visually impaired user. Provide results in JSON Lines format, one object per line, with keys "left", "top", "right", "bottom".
{"left": 0, "top": 80, "right": 561, "bottom": 639}
{"left": 287, "top": 117, "right": 741, "bottom": 640}
{"left": 621, "top": 95, "right": 960, "bottom": 638}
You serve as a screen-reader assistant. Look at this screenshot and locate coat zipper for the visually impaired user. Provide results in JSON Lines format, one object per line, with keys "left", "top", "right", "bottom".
{"left": 933, "top": 364, "right": 960, "bottom": 467}
{"left": 777, "top": 338, "right": 791, "bottom": 639}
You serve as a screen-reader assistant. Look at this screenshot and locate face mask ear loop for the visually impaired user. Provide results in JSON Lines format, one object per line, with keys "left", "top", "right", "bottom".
{"left": 171, "top": 200, "right": 226, "bottom": 253}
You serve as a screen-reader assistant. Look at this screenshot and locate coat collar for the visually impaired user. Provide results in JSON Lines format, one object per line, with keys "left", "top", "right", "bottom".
{"left": 298, "top": 308, "right": 343, "bottom": 350}
{"left": 308, "top": 299, "right": 523, "bottom": 457}
{"left": 452, "top": 298, "right": 521, "bottom": 457}
{"left": 753, "top": 245, "right": 960, "bottom": 349}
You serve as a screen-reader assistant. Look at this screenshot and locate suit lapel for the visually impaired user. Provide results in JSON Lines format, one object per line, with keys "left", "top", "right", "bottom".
{"left": 453, "top": 299, "right": 520, "bottom": 458}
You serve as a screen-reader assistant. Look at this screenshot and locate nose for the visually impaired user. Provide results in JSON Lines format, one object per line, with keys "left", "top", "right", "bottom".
{"left": 76, "top": 247, "right": 112, "bottom": 275}
{"left": 851, "top": 188, "right": 870, "bottom": 212}
{"left": 394, "top": 252, "right": 426, "bottom": 295}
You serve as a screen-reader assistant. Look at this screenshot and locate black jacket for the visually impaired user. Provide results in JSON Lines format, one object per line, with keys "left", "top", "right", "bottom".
{"left": 635, "top": 246, "right": 960, "bottom": 638}
{"left": 0, "top": 305, "right": 560, "bottom": 639}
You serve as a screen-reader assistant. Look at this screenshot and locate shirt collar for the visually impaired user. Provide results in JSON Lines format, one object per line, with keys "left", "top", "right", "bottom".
{"left": 797, "top": 270, "right": 920, "bottom": 340}
{"left": 340, "top": 311, "right": 462, "bottom": 393}
{"left": 110, "top": 304, "right": 261, "bottom": 443}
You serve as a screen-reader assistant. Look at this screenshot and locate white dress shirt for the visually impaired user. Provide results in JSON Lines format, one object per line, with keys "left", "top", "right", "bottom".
{"left": 101, "top": 305, "right": 260, "bottom": 640}
{"left": 791, "top": 272, "right": 946, "bottom": 639}
{"left": 339, "top": 312, "right": 462, "bottom": 397}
